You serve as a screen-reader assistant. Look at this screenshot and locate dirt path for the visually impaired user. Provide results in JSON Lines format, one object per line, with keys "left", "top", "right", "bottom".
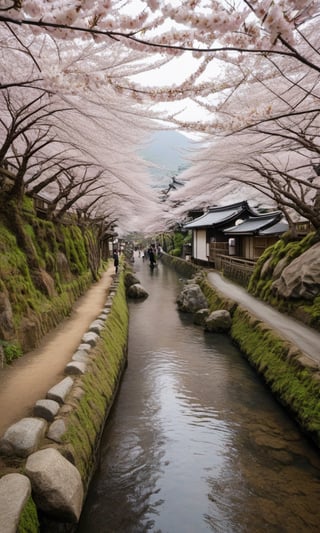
{"left": 0, "top": 265, "right": 115, "bottom": 437}
{"left": 207, "top": 271, "right": 320, "bottom": 363}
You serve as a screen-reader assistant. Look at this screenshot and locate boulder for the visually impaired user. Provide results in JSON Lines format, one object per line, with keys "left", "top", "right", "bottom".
{"left": 18, "top": 314, "right": 41, "bottom": 352}
{"left": 0, "top": 473, "right": 32, "bottom": 533}
{"left": 25, "top": 448, "right": 83, "bottom": 522}
{"left": 56, "top": 251, "right": 72, "bottom": 282}
{"left": 272, "top": 242, "right": 320, "bottom": 300}
{"left": 124, "top": 272, "right": 140, "bottom": 289}
{"left": 0, "top": 418, "right": 47, "bottom": 457}
{"left": 47, "top": 419, "right": 67, "bottom": 443}
{"left": 127, "top": 283, "right": 149, "bottom": 299}
{"left": 33, "top": 399, "right": 60, "bottom": 422}
{"left": 193, "top": 308, "right": 210, "bottom": 325}
{"left": 33, "top": 268, "right": 56, "bottom": 298}
{"left": 260, "top": 256, "right": 273, "bottom": 279}
{"left": 272, "top": 256, "right": 290, "bottom": 280}
{"left": 176, "top": 284, "right": 208, "bottom": 313}
{"left": 205, "top": 310, "right": 232, "bottom": 333}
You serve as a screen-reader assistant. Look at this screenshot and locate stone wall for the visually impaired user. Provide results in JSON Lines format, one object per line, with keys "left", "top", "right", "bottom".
{"left": 160, "top": 252, "right": 200, "bottom": 278}
{"left": 0, "top": 270, "right": 129, "bottom": 532}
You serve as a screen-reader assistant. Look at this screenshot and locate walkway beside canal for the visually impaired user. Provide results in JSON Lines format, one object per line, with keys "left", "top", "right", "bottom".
{"left": 0, "top": 264, "right": 115, "bottom": 438}
{"left": 207, "top": 270, "right": 320, "bottom": 364}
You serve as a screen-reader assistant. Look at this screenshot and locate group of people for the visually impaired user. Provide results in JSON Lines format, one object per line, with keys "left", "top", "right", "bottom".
{"left": 113, "top": 244, "right": 163, "bottom": 274}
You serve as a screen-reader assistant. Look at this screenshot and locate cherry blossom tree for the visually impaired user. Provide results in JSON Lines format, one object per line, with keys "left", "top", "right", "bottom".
{"left": 1, "top": 1, "right": 319, "bottom": 237}
{"left": 0, "top": 27, "right": 167, "bottom": 233}
{"left": 166, "top": 12, "right": 320, "bottom": 233}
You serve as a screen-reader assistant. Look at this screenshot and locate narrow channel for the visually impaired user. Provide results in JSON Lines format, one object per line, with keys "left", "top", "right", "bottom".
{"left": 77, "top": 255, "right": 320, "bottom": 533}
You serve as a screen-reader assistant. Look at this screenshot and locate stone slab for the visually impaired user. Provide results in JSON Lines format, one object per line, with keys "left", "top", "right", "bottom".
{"left": 65, "top": 361, "right": 86, "bottom": 375}
{"left": 72, "top": 350, "right": 90, "bottom": 363}
{"left": 81, "top": 331, "right": 99, "bottom": 346}
{"left": 88, "top": 320, "right": 105, "bottom": 334}
{"left": 46, "top": 376, "right": 73, "bottom": 404}
{"left": 33, "top": 399, "right": 60, "bottom": 421}
{"left": 77, "top": 343, "right": 92, "bottom": 353}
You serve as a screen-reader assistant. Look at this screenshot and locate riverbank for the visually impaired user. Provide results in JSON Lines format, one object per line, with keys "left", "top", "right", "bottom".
{"left": 0, "top": 265, "right": 129, "bottom": 532}
{"left": 161, "top": 253, "right": 320, "bottom": 449}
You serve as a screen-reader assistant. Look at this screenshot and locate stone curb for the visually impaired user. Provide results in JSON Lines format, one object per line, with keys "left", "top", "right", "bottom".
{"left": 0, "top": 274, "right": 122, "bottom": 531}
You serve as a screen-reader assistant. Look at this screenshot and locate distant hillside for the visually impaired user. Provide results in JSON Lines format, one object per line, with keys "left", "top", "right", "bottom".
{"left": 141, "top": 130, "right": 195, "bottom": 188}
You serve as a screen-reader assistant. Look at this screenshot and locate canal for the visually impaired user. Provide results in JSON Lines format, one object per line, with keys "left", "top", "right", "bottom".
{"left": 77, "top": 255, "right": 320, "bottom": 532}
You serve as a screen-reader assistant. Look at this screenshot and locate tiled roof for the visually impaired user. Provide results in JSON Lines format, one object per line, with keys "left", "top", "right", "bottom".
{"left": 224, "top": 213, "right": 283, "bottom": 235}
{"left": 259, "top": 221, "right": 288, "bottom": 235}
{"left": 184, "top": 201, "right": 256, "bottom": 229}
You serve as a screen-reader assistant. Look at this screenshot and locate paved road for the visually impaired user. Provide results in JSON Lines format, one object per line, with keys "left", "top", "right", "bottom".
{"left": 207, "top": 271, "right": 320, "bottom": 364}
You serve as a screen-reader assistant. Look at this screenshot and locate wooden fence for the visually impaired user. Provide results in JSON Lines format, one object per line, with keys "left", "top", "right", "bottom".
{"left": 215, "top": 254, "right": 256, "bottom": 286}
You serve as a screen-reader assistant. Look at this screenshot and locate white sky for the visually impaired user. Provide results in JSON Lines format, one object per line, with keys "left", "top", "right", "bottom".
{"left": 130, "top": 52, "right": 220, "bottom": 132}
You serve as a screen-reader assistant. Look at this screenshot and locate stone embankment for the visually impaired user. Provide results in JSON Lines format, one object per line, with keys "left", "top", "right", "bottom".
{"left": 0, "top": 269, "right": 129, "bottom": 533}
{"left": 163, "top": 253, "right": 320, "bottom": 450}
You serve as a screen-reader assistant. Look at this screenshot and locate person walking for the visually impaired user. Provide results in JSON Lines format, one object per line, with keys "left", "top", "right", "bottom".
{"left": 113, "top": 250, "right": 119, "bottom": 274}
{"left": 148, "top": 245, "right": 156, "bottom": 269}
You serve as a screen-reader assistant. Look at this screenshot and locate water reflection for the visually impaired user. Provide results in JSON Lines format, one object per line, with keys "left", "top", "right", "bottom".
{"left": 78, "top": 257, "right": 320, "bottom": 533}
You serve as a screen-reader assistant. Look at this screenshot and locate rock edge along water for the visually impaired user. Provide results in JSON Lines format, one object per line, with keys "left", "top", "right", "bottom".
{"left": 0, "top": 268, "right": 129, "bottom": 533}
{"left": 162, "top": 253, "right": 320, "bottom": 450}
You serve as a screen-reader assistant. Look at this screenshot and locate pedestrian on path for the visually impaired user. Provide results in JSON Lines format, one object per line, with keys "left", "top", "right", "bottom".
{"left": 113, "top": 250, "right": 119, "bottom": 274}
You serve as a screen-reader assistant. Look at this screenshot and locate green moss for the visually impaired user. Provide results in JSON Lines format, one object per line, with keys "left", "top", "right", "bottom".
{"left": 0, "top": 193, "right": 104, "bottom": 353}
{"left": 198, "top": 276, "right": 238, "bottom": 314}
{"left": 22, "top": 195, "right": 35, "bottom": 213}
{"left": 231, "top": 307, "right": 320, "bottom": 440}
{"left": 18, "top": 495, "right": 39, "bottom": 533}
{"left": 24, "top": 224, "right": 45, "bottom": 269}
{"left": 1, "top": 341, "right": 23, "bottom": 364}
{"left": 190, "top": 275, "right": 320, "bottom": 445}
{"left": 60, "top": 226, "right": 88, "bottom": 275}
{"left": 62, "top": 272, "right": 129, "bottom": 483}
{"left": 302, "top": 295, "right": 320, "bottom": 330}
{"left": 247, "top": 232, "right": 320, "bottom": 330}
{"left": 161, "top": 253, "right": 199, "bottom": 278}
{"left": 0, "top": 225, "right": 45, "bottom": 318}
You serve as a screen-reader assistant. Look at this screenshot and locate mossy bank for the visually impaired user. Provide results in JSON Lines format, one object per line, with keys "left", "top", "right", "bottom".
{"left": 163, "top": 253, "right": 320, "bottom": 450}
{"left": 248, "top": 232, "right": 320, "bottom": 331}
{"left": 0, "top": 196, "right": 104, "bottom": 362}
{"left": 0, "top": 267, "right": 129, "bottom": 532}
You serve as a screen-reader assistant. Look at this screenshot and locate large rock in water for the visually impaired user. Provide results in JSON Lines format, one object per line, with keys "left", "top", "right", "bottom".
{"left": 272, "top": 242, "right": 320, "bottom": 300}
{"left": 124, "top": 271, "right": 140, "bottom": 289}
{"left": 205, "top": 310, "right": 232, "bottom": 332}
{"left": 127, "top": 283, "right": 149, "bottom": 299}
{"left": 176, "top": 283, "right": 208, "bottom": 313}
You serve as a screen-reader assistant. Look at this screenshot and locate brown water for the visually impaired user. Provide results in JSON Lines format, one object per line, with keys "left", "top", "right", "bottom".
{"left": 77, "top": 256, "right": 320, "bottom": 533}
{"left": 0, "top": 266, "right": 114, "bottom": 437}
